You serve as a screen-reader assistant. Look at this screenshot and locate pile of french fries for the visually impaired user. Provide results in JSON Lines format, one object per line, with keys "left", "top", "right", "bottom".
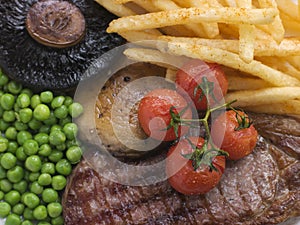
{"left": 96, "top": 0, "right": 300, "bottom": 116}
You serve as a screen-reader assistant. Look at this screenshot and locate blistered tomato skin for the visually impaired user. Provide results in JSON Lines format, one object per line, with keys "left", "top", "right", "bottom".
{"left": 176, "top": 59, "right": 228, "bottom": 111}
{"left": 138, "top": 89, "right": 192, "bottom": 141}
{"left": 166, "top": 137, "right": 226, "bottom": 195}
{"left": 211, "top": 110, "right": 258, "bottom": 160}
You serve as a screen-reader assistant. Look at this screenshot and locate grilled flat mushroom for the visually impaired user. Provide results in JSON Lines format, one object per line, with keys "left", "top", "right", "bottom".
{"left": 0, "top": 0, "right": 125, "bottom": 91}
{"left": 76, "top": 62, "right": 174, "bottom": 158}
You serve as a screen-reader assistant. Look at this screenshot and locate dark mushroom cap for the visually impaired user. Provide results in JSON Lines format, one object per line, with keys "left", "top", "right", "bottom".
{"left": 0, "top": 0, "right": 125, "bottom": 91}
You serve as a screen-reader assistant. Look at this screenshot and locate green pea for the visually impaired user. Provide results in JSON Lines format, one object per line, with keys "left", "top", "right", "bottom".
{"left": 0, "top": 73, "right": 9, "bottom": 86}
{"left": 1, "top": 93, "right": 15, "bottom": 110}
{"left": 40, "top": 91, "right": 53, "bottom": 104}
{"left": 5, "top": 213, "right": 22, "bottom": 225}
{"left": 39, "top": 125, "right": 51, "bottom": 134}
{"left": 38, "top": 144, "right": 52, "bottom": 157}
{"left": 66, "top": 146, "right": 82, "bottom": 164}
{"left": 34, "top": 133, "right": 49, "bottom": 146}
{"left": 28, "top": 118, "right": 43, "bottom": 130}
{"left": 0, "top": 201, "right": 11, "bottom": 218}
{"left": 68, "top": 102, "right": 83, "bottom": 118}
{"left": 0, "top": 107, "right": 3, "bottom": 117}
{"left": 59, "top": 116, "right": 72, "bottom": 127}
{"left": 7, "top": 141, "right": 18, "bottom": 154}
{"left": 50, "top": 124, "right": 62, "bottom": 133}
{"left": 48, "top": 150, "right": 63, "bottom": 163}
{"left": 47, "top": 202, "right": 62, "bottom": 218}
{"left": 51, "top": 96, "right": 65, "bottom": 109}
{"left": 38, "top": 173, "right": 52, "bottom": 186}
{"left": 1, "top": 152, "right": 17, "bottom": 169}
{"left": 63, "top": 123, "right": 78, "bottom": 140}
{"left": 55, "top": 159, "right": 72, "bottom": 176}
{"left": 21, "top": 220, "right": 34, "bottom": 225}
{"left": 0, "top": 165, "right": 6, "bottom": 179}
{"left": 18, "top": 108, "right": 33, "bottom": 123}
{"left": 41, "top": 162, "right": 55, "bottom": 175}
{"left": 13, "top": 180, "right": 28, "bottom": 194}
{"left": 16, "top": 93, "right": 31, "bottom": 109}
{"left": 37, "top": 222, "right": 51, "bottom": 225}
{"left": 42, "top": 188, "right": 58, "bottom": 203}
{"left": 33, "top": 104, "right": 50, "bottom": 121}
{"left": 33, "top": 205, "right": 48, "bottom": 220}
{"left": 14, "top": 121, "right": 28, "bottom": 131}
{"left": 28, "top": 172, "right": 40, "bottom": 182}
{"left": 3, "top": 110, "right": 16, "bottom": 122}
{"left": 0, "top": 119, "right": 10, "bottom": 132}
{"left": 12, "top": 203, "right": 25, "bottom": 215}
{"left": 56, "top": 143, "right": 66, "bottom": 151}
{"left": 64, "top": 96, "right": 73, "bottom": 107}
{"left": 20, "top": 88, "right": 33, "bottom": 98}
{"left": 43, "top": 112, "right": 57, "bottom": 126}
{"left": 17, "top": 131, "right": 32, "bottom": 145}
{"left": 23, "top": 207, "right": 34, "bottom": 220}
{"left": 23, "top": 193, "right": 40, "bottom": 209}
{"left": 0, "top": 136, "right": 9, "bottom": 152}
{"left": 0, "top": 190, "right": 4, "bottom": 200}
{"left": 4, "top": 190, "right": 21, "bottom": 206}
{"left": 49, "top": 130, "right": 66, "bottom": 146}
{"left": 30, "top": 181, "right": 44, "bottom": 195}
{"left": 51, "top": 215, "right": 64, "bottom": 225}
{"left": 23, "top": 139, "right": 39, "bottom": 155}
{"left": 25, "top": 155, "right": 42, "bottom": 172}
{"left": 7, "top": 165, "right": 24, "bottom": 183}
{"left": 0, "top": 179, "right": 12, "bottom": 192}
{"left": 16, "top": 147, "right": 27, "bottom": 161}
{"left": 51, "top": 175, "right": 67, "bottom": 191}
{"left": 7, "top": 81, "right": 22, "bottom": 95}
{"left": 30, "top": 94, "right": 41, "bottom": 109}
{"left": 54, "top": 105, "right": 68, "bottom": 119}
{"left": 66, "top": 139, "right": 81, "bottom": 148}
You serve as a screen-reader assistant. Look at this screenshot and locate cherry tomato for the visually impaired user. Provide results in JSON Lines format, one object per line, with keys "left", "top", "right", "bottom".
{"left": 176, "top": 59, "right": 228, "bottom": 111}
{"left": 138, "top": 89, "right": 192, "bottom": 141}
{"left": 166, "top": 137, "right": 226, "bottom": 195}
{"left": 211, "top": 110, "right": 258, "bottom": 160}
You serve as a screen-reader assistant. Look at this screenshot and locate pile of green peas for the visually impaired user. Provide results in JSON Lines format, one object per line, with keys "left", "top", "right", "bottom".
{"left": 0, "top": 69, "right": 84, "bottom": 225}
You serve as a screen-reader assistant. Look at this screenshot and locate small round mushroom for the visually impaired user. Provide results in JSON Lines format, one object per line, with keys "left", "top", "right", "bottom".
{"left": 0, "top": 0, "right": 125, "bottom": 91}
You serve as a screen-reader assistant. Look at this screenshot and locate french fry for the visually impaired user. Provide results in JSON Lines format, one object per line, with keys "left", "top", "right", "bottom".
{"left": 163, "top": 42, "right": 300, "bottom": 87}
{"left": 225, "top": 87, "right": 300, "bottom": 107}
{"left": 256, "top": 0, "right": 285, "bottom": 42}
{"left": 165, "top": 68, "right": 178, "bottom": 82}
{"left": 239, "top": 24, "right": 255, "bottom": 63}
{"left": 95, "top": 0, "right": 135, "bottom": 17}
{"left": 151, "top": 0, "right": 207, "bottom": 37}
{"left": 119, "top": 30, "right": 160, "bottom": 42}
{"left": 180, "top": 0, "right": 220, "bottom": 38}
{"left": 113, "top": 0, "right": 131, "bottom": 4}
{"left": 158, "top": 36, "right": 300, "bottom": 57}
{"left": 123, "top": 48, "right": 189, "bottom": 70}
{"left": 276, "top": 0, "right": 299, "bottom": 21}
{"left": 280, "top": 12, "right": 300, "bottom": 36}
{"left": 107, "top": 7, "right": 278, "bottom": 33}
{"left": 227, "top": 74, "right": 271, "bottom": 90}
{"left": 257, "top": 56, "right": 300, "bottom": 80}
{"left": 243, "top": 100, "right": 300, "bottom": 115}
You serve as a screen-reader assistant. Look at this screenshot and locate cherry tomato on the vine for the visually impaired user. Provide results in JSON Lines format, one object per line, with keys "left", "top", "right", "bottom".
{"left": 176, "top": 59, "right": 228, "bottom": 111}
{"left": 211, "top": 110, "right": 258, "bottom": 160}
{"left": 166, "top": 137, "right": 226, "bottom": 195}
{"left": 138, "top": 89, "right": 192, "bottom": 141}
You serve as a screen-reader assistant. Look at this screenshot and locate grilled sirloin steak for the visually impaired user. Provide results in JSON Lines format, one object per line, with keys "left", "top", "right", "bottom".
{"left": 63, "top": 113, "right": 300, "bottom": 225}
